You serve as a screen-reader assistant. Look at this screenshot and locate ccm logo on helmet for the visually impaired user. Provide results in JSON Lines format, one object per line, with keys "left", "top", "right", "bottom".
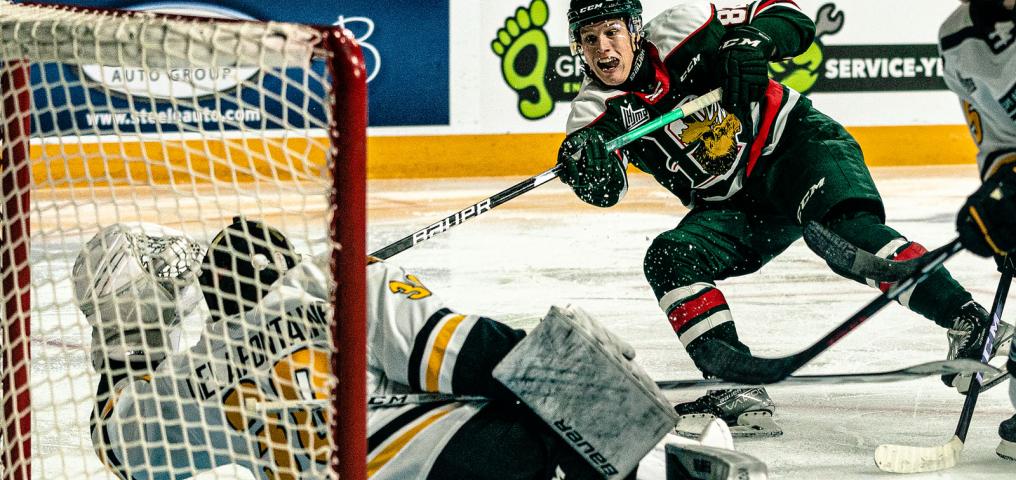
{"left": 578, "top": 3, "right": 604, "bottom": 14}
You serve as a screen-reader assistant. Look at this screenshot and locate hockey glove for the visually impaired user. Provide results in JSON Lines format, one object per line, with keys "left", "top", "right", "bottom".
{"left": 557, "top": 129, "right": 614, "bottom": 190}
{"left": 957, "top": 165, "right": 1016, "bottom": 257}
{"left": 717, "top": 25, "right": 775, "bottom": 113}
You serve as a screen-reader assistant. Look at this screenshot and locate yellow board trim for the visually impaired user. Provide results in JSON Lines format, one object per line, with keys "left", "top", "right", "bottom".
{"left": 27, "top": 125, "right": 977, "bottom": 184}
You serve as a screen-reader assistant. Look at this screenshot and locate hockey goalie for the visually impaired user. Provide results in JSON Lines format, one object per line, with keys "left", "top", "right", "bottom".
{"left": 74, "top": 218, "right": 765, "bottom": 479}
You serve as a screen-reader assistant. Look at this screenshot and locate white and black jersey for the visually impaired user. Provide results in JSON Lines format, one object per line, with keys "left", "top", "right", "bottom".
{"left": 940, "top": 4, "right": 1016, "bottom": 180}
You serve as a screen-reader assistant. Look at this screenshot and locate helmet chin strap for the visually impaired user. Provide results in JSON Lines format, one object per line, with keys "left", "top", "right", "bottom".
{"left": 626, "top": 47, "right": 645, "bottom": 84}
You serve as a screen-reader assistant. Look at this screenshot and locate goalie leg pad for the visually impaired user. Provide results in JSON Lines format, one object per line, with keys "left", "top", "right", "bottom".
{"left": 493, "top": 305, "right": 677, "bottom": 478}
{"left": 665, "top": 443, "right": 768, "bottom": 480}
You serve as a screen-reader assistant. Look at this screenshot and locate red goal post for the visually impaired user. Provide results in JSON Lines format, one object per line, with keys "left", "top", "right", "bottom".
{"left": 0, "top": 2, "right": 366, "bottom": 479}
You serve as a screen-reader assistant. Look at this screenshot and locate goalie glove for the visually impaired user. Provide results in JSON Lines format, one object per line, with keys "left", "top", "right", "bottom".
{"left": 716, "top": 25, "right": 774, "bottom": 114}
{"left": 956, "top": 165, "right": 1016, "bottom": 257}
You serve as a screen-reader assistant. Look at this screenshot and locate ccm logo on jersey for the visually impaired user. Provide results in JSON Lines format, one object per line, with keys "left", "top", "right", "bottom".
{"left": 797, "top": 177, "right": 826, "bottom": 223}
{"left": 553, "top": 419, "right": 619, "bottom": 476}
{"left": 412, "top": 199, "right": 492, "bottom": 244}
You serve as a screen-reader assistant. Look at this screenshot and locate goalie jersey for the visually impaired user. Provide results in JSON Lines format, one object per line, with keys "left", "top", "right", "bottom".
{"left": 92, "top": 255, "right": 524, "bottom": 479}
{"left": 939, "top": 4, "right": 1016, "bottom": 180}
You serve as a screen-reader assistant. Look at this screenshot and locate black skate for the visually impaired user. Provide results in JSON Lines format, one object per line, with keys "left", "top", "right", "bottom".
{"left": 999, "top": 414, "right": 1016, "bottom": 461}
{"left": 943, "top": 301, "right": 1015, "bottom": 393}
{"left": 673, "top": 387, "right": 782, "bottom": 438}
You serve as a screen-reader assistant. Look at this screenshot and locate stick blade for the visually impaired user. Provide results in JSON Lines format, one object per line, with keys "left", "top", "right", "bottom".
{"left": 695, "top": 339, "right": 796, "bottom": 384}
{"left": 874, "top": 435, "right": 964, "bottom": 473}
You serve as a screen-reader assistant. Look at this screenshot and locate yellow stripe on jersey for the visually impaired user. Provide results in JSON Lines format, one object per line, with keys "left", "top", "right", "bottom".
{"left": 426, "top": 315, "right": 467, "bottom": 392}
{"left": 985, "top": 154, "right": 1016, "bottom": 180}
{"left": 969, "top": 206, "right": 1004, "bottom": 256}
{"left": 367, "top": 404, "right": 457, "bottom": 478}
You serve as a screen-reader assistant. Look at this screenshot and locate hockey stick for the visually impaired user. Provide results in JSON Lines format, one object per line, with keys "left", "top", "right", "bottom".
{"left": 655, "top": 358, "right": 998, "bottom": 391}
{"left": 803, "top": 222, "right": 934, "bottom": 282}
{"left": 693, "top": 237, "right": 965, "bottom": 384}
{"left": 873, "top": 256, "right": 1013, "bottom": 473}
{"left": 370, "top": 89, "right": 723, "bottom": 260}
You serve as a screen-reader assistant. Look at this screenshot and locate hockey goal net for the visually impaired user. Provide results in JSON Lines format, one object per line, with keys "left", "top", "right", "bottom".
{"left": 0, "top": 2, "right": 365, "bottom": 479}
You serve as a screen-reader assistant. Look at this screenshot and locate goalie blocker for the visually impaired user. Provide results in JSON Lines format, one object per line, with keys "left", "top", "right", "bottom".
{"left": 493, "top": 305, "right": 678, "bottom": 478}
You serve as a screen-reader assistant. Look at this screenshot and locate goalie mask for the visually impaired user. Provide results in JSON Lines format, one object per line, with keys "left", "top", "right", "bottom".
{"left": 72, "top": 223, "right": 204, "bottom": 367}
{"left": 198, "top": 217, "right": 300, "bottom": 320}
{"left": 567, "top": 0, "right": 643, "bottom": 56}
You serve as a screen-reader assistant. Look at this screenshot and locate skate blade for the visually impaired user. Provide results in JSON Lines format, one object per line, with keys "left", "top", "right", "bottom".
{"left": 675, "top": 412, "right": 783, "bottom": 439}
{"left": 674, "top": 414, "right": 718, "bottom": 440}
{"left": 732, "top": 411, "right": 783, "bottom": 438}
{"left": 998, "top": 439, "right": 1016, "bottom": 462}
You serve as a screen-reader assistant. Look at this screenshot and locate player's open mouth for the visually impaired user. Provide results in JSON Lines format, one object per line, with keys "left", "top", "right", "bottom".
{"left": 597, "top": 57, "right": 620, "bottom": 73}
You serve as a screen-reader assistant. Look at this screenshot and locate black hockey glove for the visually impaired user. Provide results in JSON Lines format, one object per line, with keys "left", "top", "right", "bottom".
{"left": 557, "top": 129, "right": 613, "bottom": 190}
{"left": 717, "top": 25, "right": 775, "bottom": 113}
{"left": 956, "top": 165, "right": 1016, "bottom": 257}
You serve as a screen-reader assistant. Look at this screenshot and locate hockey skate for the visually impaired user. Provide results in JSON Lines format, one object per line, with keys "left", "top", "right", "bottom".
{"left": 673, "top": 387, "right": 782, "bottom": 439}
{"left": 998, "top": 414, "right": 1016, "bottom": 461}
{"left": 943, "top": 301, "right": 1016, "bottom": 393}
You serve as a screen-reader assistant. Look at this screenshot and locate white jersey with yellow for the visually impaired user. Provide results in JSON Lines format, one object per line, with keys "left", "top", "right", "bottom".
{"left": 940, "top": 4, "right": 1016, "bottom": 179}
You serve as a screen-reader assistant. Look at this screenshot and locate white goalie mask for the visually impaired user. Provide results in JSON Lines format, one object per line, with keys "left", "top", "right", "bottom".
{"left": 72, "top": 223, "right": 205, "bottom": 365}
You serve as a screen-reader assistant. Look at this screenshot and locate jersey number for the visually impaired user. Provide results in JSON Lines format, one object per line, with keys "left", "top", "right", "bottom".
{"left": 388, "top": 274, "right": 432, "bottom": 299}
{"left": 716, "top": 6, "right": 749, "bottom": 26}
{"left": 223, "top": 346, "right": 331, "bottom": 479}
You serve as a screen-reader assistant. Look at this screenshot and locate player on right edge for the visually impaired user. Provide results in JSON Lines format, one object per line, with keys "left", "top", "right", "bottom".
{"left": 941, "top": 0, "right": 1016, "bottom": 461}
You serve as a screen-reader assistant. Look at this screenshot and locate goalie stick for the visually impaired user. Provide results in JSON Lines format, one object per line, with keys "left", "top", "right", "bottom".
{"left": 370, "top": 89, "right": 723, "bottom": 260}
{"left": 873, "top": 256, "right": 1013, "bottom": 474}
{"left": 692, "top": 237, "right": 965, "bottom": 384}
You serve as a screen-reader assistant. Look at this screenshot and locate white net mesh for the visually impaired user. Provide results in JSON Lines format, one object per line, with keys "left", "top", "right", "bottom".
{"left": 0, "top": 3, "right": 358, "bottom": 479}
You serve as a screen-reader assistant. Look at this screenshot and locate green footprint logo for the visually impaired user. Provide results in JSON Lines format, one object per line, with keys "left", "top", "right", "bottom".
{"left": 491, "top": 0, "right": 553, "bottom": 120}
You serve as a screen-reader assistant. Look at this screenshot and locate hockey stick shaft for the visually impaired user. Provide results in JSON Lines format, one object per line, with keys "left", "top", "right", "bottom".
{"left": 697, "top": 238, "right": 964, "bottom": 384}
{"left": 955, "top": 255, "right": 1013, "bottom": 442}
{"left": 370, "top": 89, "right": 722, "bottom": 260}
{"left": 654, "top": 359, "right": 998, "bottom": 391}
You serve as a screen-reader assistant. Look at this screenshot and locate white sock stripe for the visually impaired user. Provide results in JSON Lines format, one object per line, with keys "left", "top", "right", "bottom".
{"left": 678, "top": 311, "right": 734, "bottom": 347}
{"left": 658, "top": 282, "right": 716, "bottom": 312}
{"left": 866, "top": 238, "right": 910, "bottom": 288}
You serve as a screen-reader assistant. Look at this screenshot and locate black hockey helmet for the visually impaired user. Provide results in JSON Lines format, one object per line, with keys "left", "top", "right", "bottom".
{"left": 567, "top": 0, "right": 643, "bottom": 54}
{"left": 198, "top": 216, "right": 300, "bottom": 320}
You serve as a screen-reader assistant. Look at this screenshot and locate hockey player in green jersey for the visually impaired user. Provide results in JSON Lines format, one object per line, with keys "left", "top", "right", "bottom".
{"left": 557, "top": 0, "right": 1014, "bottom": 436}
{"left": 945, "top": 0, "right": 1016, "bottom": 461}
